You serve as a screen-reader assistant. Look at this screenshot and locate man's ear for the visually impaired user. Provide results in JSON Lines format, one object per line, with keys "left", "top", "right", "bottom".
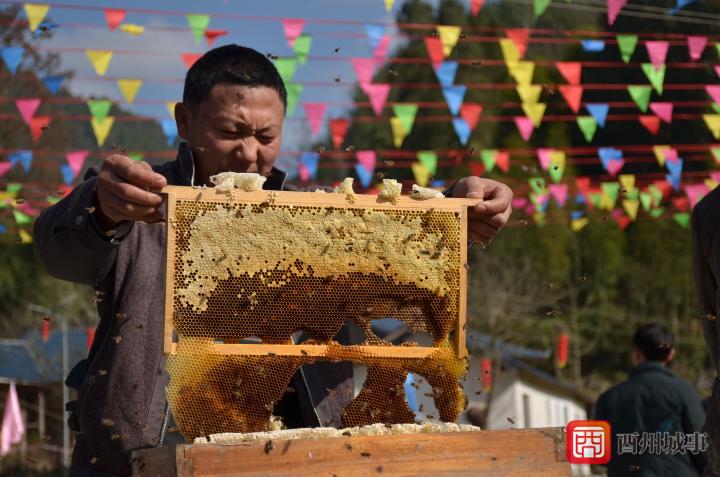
{"left": 175, "top": 102, "right": 190, "bottom": 140}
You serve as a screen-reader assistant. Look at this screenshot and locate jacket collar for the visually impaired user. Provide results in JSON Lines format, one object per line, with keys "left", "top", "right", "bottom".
{"left": 174, "top": 142, "right": 287, "bottom": 190}
{"left": 629, "top": 361, "right": 673, "bottom": 378}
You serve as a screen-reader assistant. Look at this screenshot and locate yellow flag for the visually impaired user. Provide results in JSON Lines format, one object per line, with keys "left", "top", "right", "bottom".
{"left": 571, "top": 217, "right": 589, "bottom": 232}
{"left": 436, "top": 25, "right": 461, "bottom": 57}
{"left": 516, "top": 85, "right": 541, "bottom": 104}
{"left": 390, "top": 117, "right": 407, "bottom": 148}
{"left": 600, "top": 192, "right": 616, "bottom": 211}
{"left": 120, "top": 23, "right": 144, "bottom": 36}
{"left": 19, "top": 229, "right": 33, "bottom": 243}
{"left": 703, "top": 114, "right": 720, "bottom": 140}
{"left": 384, "top": 0, "right": 395, "bottom": 11}
{"left": 166, "top": 101, "right": 176, "bottom": 118}
{"left": 522, "top": 102, "right": 546, "bottom": 127}
{"left": 652, "top": 145, "right": 670, "bottom": 167}
{"left": 117, "top": 79, "right": 142, "bottom": 104}
{"left": 411, "top": 162, "right": 431, "bottom": 187}
{"left": 499, "top": 39, "right": 520, "bottom": 65}
{"left": 533, "top": 212, "right": 546, "bottom": 226}
{"left": 86, "top": 50, "right": 113, "bottom": 76}
{"left": 549, "top": 150, "right": 566, "bottom": 168}
{"left": 623, "top": 200, "right": 640, "bottom": 221}
{"left": 508, "top": 61, "right": 534, "bottom": 86}
{"left": 24, "top": 3, "right": 49, "bottom": 32}
{"left": 619, "top": 174, "right": 635, "bottom": 193}
{"left": 705, "top": 178, "right": 718, "bottom": 190}
{"left": 91, "top": 116, "right": 115, "bottom": 146}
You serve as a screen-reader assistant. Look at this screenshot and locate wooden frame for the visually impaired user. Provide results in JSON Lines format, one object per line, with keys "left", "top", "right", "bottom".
{"left": 162, "top": 185, "right": 477, "bottom": 360}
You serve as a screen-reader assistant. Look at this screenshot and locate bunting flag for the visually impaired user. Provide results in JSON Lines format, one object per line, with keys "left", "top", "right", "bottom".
{"left": 181, "top": 53, "right": 202, "bottom": 69}
{"left": 373, "top": 35, "right": 392, "bottom": 65}
{"left": 362, "top": 83, "right": 391, "bottom": 116}
{"left": 495, "top": 151, "right": 510, "bottom": 173}
{"left": 186, "top": 14, "right": 210, "bottom": 45}
{"left": 639, "top": 115, "right": 661, "bottom": 135}
{"left": 653, "top": 145, "right": 672, "bottom": 166}
{"left": 572, "top": 217, "right": 590, "bottom": 232}
{"left": 42, "top": 76, "right": 63, "bottom": 94}
{"left": 104, "top": 8, "right": 125, "bottom": 31}
{"left": 607, "top": 0, "right": 628, "bottom": 25}
{"left": 436, "top": 25, "right": 461, "bottom": 57}
{"left": 516, "top": 84, "right": 542, "bottom": 104}
{"left": 411, "top": 162, "right": 431, "bottom": 187}
{"left": 119, "top": 24, "right": 144, "bottom": 36}
{"left": 514, "top": 116, "right": 534, "bottom": 141}
{"left": 160, "top": 118, "right": 178, "bottom": 146}
{"left": 435, "top": 61, "right": 458, "bottom": 87}
{"left": 548, "top": 184, "right": 568, "bottom": 207}
{"left": 275, "top": 57, "right": 298, "bottom": 84}
{"left": 294, "top": 34, "right": 313, "bottom": 65}
{"left": 87, "top": 99, "right": 112, "bottom": 122}
{"left": 577, "top": 116, "right": 598, "bottom": 142}
{"left": 706, "top": 85, "right": 720, "bottom": 105}
{"left": 582, "top": 40, "right": 605, "bottom": 52}
{"left": 507, "top": 61, "right": 535, "bottom": 86}
{"left": 329, "top": 118, "right": 349, "bottom": 149}
{"left": 392, "top": 104, "right": 418, "bottom": 137}
{"left": 303, "top": 103, "right": 326, "bottom": 137}
{"left": 424, "top": 37, "right": 444, "bottom": 68}
{"left": 417, "top": 151, "right": 438, "bottom": 175}
{"left": 355, "top": 151, "right": 376, "bottom": 188}
{"left": 66, "top": 150, "right": 89, "bottom": 178}
{"left": 674, "top": 213, "right": 690, "bottom": 228}
{"left": 29, "top": 116, "right": 49, "bottom": 142}
{"left": 127, "top": 152, "right": 144, "bottom": 162}
{"left": 641, "top": 64, "right": 666, "bottom": 94}
{"left": 384, "top": 0, "right": 395, "bottom": 11}
{"left": 687, "top": 36, "right": 707, "bottom": 61}
{"left": 86, "top": 50, "right": 113, "bottom": 76}
{"left": 1, "top": 47, "right": 24, "bottom": 74}
{"left": 534, "top": 0, "right": 551, "bottom": 19}
{"left": 15, "top": 98, "right": 40, "bottom": 125}
{"left": 499, "top": 39, "right": 521, "bottom": 65}
{"left": 616, "top": 34, "right": 638, "bottom": 63}
{"left": 559, "top": 85, "right": 583, "bottom": 113}
{"left": 703, "top": 114, "right": 720, "bottom": 139}
{"left": 506, "top": 29, "right": 529, "bottom": 58}
{"left": 282, "top": 19, "right": 305, "bottom": 48}
{"left": 711, "top": 147, "right": 720, "bottom": 164}
{"left": 91, "top": 117, "right": 115, "bottom": 147}
{"left": 556, "top": 62, "right": 581, "bottom": 85}
{"left": 204, "top": 29, "right": 228, "bottom": 48}
{"left": 599, "top": 147, "right": 624, "bottom": 177}
{"left": 627, "top": 85, "right": 651, "bottom": 112}
{"left": 9, "top": 151, "right": 32, "bottom": 173}
{"left": 86, "top": 327, "right": 95, "bottom": 350}
{"left": 117, "top": 79, "right": 142, "bottom": 104}
{"left": 471, "top": 0, "right": 484, "bottom": 15}
{"left": 0, "top": 163, "right": 12, "bottom": 178}
{"left": 481, "top": 150, "right": 497, "bottom": 172}
{"left": 352, "top": 58, "right": 376, "bottom": 84}
{"left": 286, "top": 83, "right": 303, "bottom": 116}
{"left": 441, "top": 85, "right": 466, "bottom": 116}
{"left": 24, "top": 3, "right": 49, "bottom": 32}
{"left": 601, "top": 183, "right": 620, "bottom": 210}
{"left": 460, "top": 104, "right": 483, "bottom": 131}
{"left": 586, "top": 103, "right": 609, "bottom": 128}
{"left": 13, "top": 209, "right": 32, "bottom": 225}
{"left": 365, "top": 24, "right": 386, "bottom": 50}
{"left": 355, "top": 163, "right": 373, "bottom": 188}
{"left": 649, "top": 102, "right": 673, "bottom": 123}
{"left": 522, "top": 102, "right": 546, "bottom": 128}
{"left": 452, "top": 118, "right": 471, "bottom": 145}
{"left": 645, "top": 41, "right": 669, "bottom": 70}
{"left": 298, "top": 151, "right": 319, "bottom": 182}
{"left": 390, "top": 118, "right": 407, "bottom": 148}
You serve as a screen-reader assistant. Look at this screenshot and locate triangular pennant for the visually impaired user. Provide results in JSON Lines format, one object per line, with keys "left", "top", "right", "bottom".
{"left": 127, "top": 152, "right": 144, "bottom": 162}
{"left": 24, "top": 3, "right": 49, "bottom": 32}
{"left": 548, "top": 184, "right": 568, "bottom": 207}
{"left": 299, "top": 151, "right": 319, "bottom": 180}
{"left": 15, "top": 98, "right": 40, "bottom": 125}
{"left": 424, "top": 37, "right": 445, "bottom": 68}
{"left": 534, "top": 0, "right": 551, "bottom": 18}
{"left": 390, "top": 117, "right": 407, "bottom": 148}
{"left": 61, "top": 163, "right": 76, "bottom": 184}
{"left": 286, "top": 83, "right": 303, "bottom": 116}
{"left": 480, "top": 150, "right": 497, "bottom": 172}
{"left": 601, "top": 182, "right": 620, "bottom": 209}
{"left": 623, "top": 200, "right": 640, "bottom": 221}
{"left": 181, "top": 53, "right": 202, "bottom": 69}
{"left": 548, "top": 151, "right": 566, "bottom": 183}
{"left": 442, "top": 85, "right": 466, "bottom": 116}
{"left": 0, "top": 46, "right": 24, "bottom": 74}
{"left": 703, "top": 114, "right": 720, "bottom": 139}
{"left": 706, "top": 85, "right": 720, "bottom": 105}
{"left": 641, "top": 63, "right": 665, "bottom": 94}
{"left": 41, "top": 76, "right": 63, "bottom": 94}
{"left": 294, "top": 34, "right": 313, "bottom": 65}
{"left": 460, "top": 103, "right": 483, "bottom": 131}
{"left": 165, "top": 102, "right": 176, "bottom": 118}
{"left": 452, "top": 118, "right": 471, "bottom": 145}
{"left": 104, "top": 8, "right": 126, "bottom": 31}
{"left": 412, "top": 162, "right": 431, "bottom": 187}
{"left": 86, "top": 50, "right": 113, "bottom": 76}
{"left": 556, "top": 62, "right": 581, "bottom": 85}
{"left": 616, "top": 34, "right": 638, "bottom": 63}
{"left": 365, "top": 24, "right": 386, "bottom": 50}
{"left": 582, "top": 40, "right": 605, "bottom": 52}
{"left": 627, "top": 85, "right": 651, "bottom": 112}
{"left": 585, "top": 103, "right": 609, "bottom": 128}
{"left": 29, "top": 116, "right": 49, "bottom": 142}
{"left": 607, "top": 0, "right": 628, "bottom": 25}
{"left": 329, "top": 118, "right": 349, "bottom": 149}
{"left": 649, "top": 102, "right": 673, "bottom": 123}
{"left": 711, "top": 146, "right": 720, "bottom": 164}
{"left": 495, "top": 151, "right": 510, "bottom": 173}
{"left": 282, "top": 19, "right": 305, "bottom": 48}
{"left": 537, "top": 148, "right": 556, "bottom": 170}
{"left": 674, "top": 213, "right": 690, "bottom": 228}
{"left": 13, "top": 209, "right": 33, "bottom": 225}
{"left": 373, "top": 35, "right": 392, "bottom": 65}
{"left": 507, "top": 61, "right": 534, "bottom": 86}
{"left": 186, "top": 14, "right": 210, "bottom": 45}
{"left": 645, "top": 41, "right": 669, "bottom": 70}
{"left": 119, "top": 24, "right": 144, "bottom": 36}
{"left": 117, "top": 79, "right": 142, "bottom": 104}
{"left": 392, "top": 104, "right": 418, "bottom": 134}
{"left": 355, "top": 163, "right": 373, "bottom": 188}
{"left": 435, "top": 61, "right": 458, "bottom": 87}
{"left": 204, "top": 29, "right": 228, "bottom": 48}
{"left": 522, "top": 102, "right": 546, "bottom": 128}
{"left": 640, "top": 191, "right": 653, "bottom": 211}
{"left": 87, "top": 99, "right": 112, "bottom": 122}
{"left": 356, "top": 150, "right": 376, "bottom": 173}
{"left": 687, "top": 36, "right": 707, "bottom": 61}
{"left": 529, "top": 177, "right": 546, "bottom": 194}
{"left": 471, "top": 0, "right": 484, "bottom": 15}
{"left": 9, "top": 150, "right": 32, "bottom": 173}
{"left": 499, "top": 38, "right": 521, "bottom": 65}
{"left": 0, "top": 162, "right": 12, "bottom": 178}
{"left": 468, "top": 161, "right": 485, "bottom": 177}
{"left": 436, "top": 25, "right": 461, "bottom": 57}
{"left": 384, "top": 0, "right": 395, "bottom": 11}
{"left": 514, "top": 116, "right": 534, "bottom": 141}
{"left": 571, "top": 217, "right": 589, "bottom": 232}
{"left": 275, "top": 57, "right": 298, "bottom": 84}
{"left": 303, "top": 103, "right": 326, "bottom": 137}
{"left": 91, "top": 116, "right": 115, "bottom": 147}
{"left": 66, "top": 150, "right": 90, "bottom": 178}
{"left": 516, "top": 84, "right": 542, "bottom": 104}
{"left": 685, "top": 183, "right": 709, "bottom": 208}
{"left": 639, "top": 115, "right": 661, "bottom": 135}
{"left": 362, "top": 83, "right": 391, "bottom": 116}
{"left": 559, "top": 85, "right": 583, "bottom": 113}
{"left": 576, "top": 116, "right": 597, "bottom": 142}
{"left": 352, "top": 58, "right": 376, "bottom": 84}
{"left": 417, "top": 151, "right": 438, "bottom": 175}
{"left": 506, "top": 29, "right": 529, "bottom": 58}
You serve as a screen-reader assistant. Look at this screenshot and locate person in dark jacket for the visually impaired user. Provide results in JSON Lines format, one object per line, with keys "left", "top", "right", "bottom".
{"left": 594, "top": 323, "right": 707, "bottom": 476}
{"left": 34, "top": 44, "right": 513, "bottom": 476}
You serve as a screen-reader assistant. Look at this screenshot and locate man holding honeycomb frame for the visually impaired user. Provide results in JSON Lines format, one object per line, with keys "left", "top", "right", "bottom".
{"left": 34, "top": 44, "right": 513, "bottom": 476}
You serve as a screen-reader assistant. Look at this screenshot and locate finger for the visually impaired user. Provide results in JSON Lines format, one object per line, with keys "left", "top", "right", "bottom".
{"left": 101, "top": 198, "right": 163, "bottom": 222}
{"left": 468, "top": 210, "right": 510, "bottom": 230}
{"left": 108, "top": 155, "right": 166, "bottom": 191}
{"left": 474, "top": 184, "right": 513, "bottom": 216}
{"left": 102, "top": 171, "right": 165, "bottom": 207}
{"left": 469, "top": 221, "right": 499, "bottom": 241}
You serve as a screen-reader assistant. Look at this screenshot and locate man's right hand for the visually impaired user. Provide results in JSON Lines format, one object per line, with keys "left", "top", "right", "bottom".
{"left": 94, "top": 154, "right": 168, "bottom": 231}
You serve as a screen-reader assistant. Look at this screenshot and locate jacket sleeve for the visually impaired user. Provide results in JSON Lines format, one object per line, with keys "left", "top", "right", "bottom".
{"left": 681, "top": 384, "right": 709, "bottom": 472}
{"left": 33, "top": 169, "right": 134, "bottom": 286}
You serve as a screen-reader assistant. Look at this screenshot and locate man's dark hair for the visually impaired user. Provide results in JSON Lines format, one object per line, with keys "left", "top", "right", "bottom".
{"left": 633, "top": 323, "right": 674, "bottom": 361}
{"left": 182, "top": 44, "right": 287, "bottom": 112}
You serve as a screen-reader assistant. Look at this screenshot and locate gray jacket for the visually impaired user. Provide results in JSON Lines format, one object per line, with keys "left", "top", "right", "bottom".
{"left": 34, "top": 143, "right": 354, "bottom": 476}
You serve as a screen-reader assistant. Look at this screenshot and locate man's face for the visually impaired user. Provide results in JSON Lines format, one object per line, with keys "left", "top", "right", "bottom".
{"left": 175, "top": 83, "right": 285, "bottom": 185}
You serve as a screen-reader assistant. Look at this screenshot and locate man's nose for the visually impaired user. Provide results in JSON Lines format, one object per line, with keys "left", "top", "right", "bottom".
{"left": 237, "top": 137, "right": 258, "bottom": 163}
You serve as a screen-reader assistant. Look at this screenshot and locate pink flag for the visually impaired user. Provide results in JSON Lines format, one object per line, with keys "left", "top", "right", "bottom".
{"left": 514, "top": 116, "right": 534, "bottom": 141}
{"left": 512, "top": 197, "right": 528, "bottom": 209}
{"left": 352, "top": 58, "right": 376, "bottom": 84}
{"left": 706, "top": 85, "right": 720, "bottom": 105}
{"left": 15, "top": 98, "right": 40, "bottom": 125}
{"left": 282, "top": 19, "right": 305, "bottom": 48}
{"left": 506, "top": 29, "right": 529, "bottom": 58}
{"left": 664, "top": 148, "right": 679, "bottom": 163}
{"left": 298, "top": 163, "right": 310, "bottom": 183}
{"left": 687, "top": 36, "right": 707, "bottom": 61}
{"left": 556, "top": 62, "right": 581, "bottom": 85}
{"left": 373, "top": 35, "right": 392, "bottom": 66}
{"left": 471, "top": 0, "right": 484, "bottom": 15}
{"left": 1, "top": 382, "right": 25, "bottom": 456}
{"left": 66, "top": 150, "right": 90, "bottom": 178}
{"left": 649, "top": 102, "right": 673, "bottom": 124}
{"left": 495, "top": 151, "right": 510, "bottom": 173}
{"left": 645, "top": 41, "right": 669, "bottom": 70}
{"left": 303, "top": 103, "right": 326, "bottom": 137}
{"left": 716, "top": 66, "right": 720, "bottom": 78}
{"left": 460, "top": 103, "right": 483, "bottom": 131}
{"left": 607, "top": 0, "right": 628, "bottom": 25}
{"left": 559, "top": 85, "right": 583, "bottom": 113}
{"left": 606, "top": 159, "right": 625, "bottom": 177}
{"left": 424, "top": 37, "right": 444, "bottom": 68}
{"left": 711, "top": 171, "right": 720, "bottom": 184}
{"left": 548, "top": 184, "right": 569, "bottom": 207}
{"left": 0, "top": 162, "right": 11, "bottom": 178}
{"left": 537, "top": 148, "right": 554, "bottom": 171}
{"left": 361, "top": 83, "right": 390, "bottom": 116}
{"left": 685, "top": 183, "right": 709, "bottom": 209}
{"left": 356, "top": 150, "right": 376, "bottom": 173}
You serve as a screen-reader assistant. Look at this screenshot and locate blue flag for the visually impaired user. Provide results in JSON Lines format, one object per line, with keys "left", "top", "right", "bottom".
{"left": 586, "top": 103, "right": 609, "bottom": 128}
{"left": 435, "top": 61, "right": 458, "bottom": 87}
{"left": 581, "top": 40, "right": 605, "bottom": 52}
{"left": 1, "top": 47, "right": 24, "bottom": 74}
{"left": 42, "top": 76, "right": 64, "bottom": 95}
{"left": 354, "top": 163, "right": 373, "bottom": 188}
{"left": 442, "top": 85, "right": 466, "bottom": 116}
{"left": 365, "top": 24, "right": 386, "bottom": 50}
{"left": 598, "top": 147, "right": 622, "bottom": 169}
{"left": 299, "top": 151, "right": 319, "bottom": 180}
{"left": 60, "top": 164, "right": 75, "bottom": 185}
{"left": 9, "top": 150, "right": 32, "bottom": 173}
{"left": 452, "top": 118, "right": 471, "bottom": 145}
{"left": 160, "top": 118, "right": 178, "bottom": 146}
{"left": 570, "top": 210, "right": 584, "bottom": 220}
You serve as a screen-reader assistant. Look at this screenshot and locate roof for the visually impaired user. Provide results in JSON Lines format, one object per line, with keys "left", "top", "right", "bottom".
{"left": 502, "top": 355, "right": 593, "bottom": 405}
{"left": 0, "top": 329, "right": 90, "bottom": 386}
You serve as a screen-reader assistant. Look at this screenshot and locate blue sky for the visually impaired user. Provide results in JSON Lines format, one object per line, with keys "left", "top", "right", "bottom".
{"left": 26, "top": 0, "right": 449, "bottom": 151}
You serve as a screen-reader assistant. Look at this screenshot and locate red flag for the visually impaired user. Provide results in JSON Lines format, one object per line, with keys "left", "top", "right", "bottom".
{"left": 424, "top": 37, "right": 444, "bottom": 68}
{"left": 41, "top": 317, "right": 50, "bottom": 343}
{"left": 460, "top": 103, "right": 483, "bottom": 131}
{"left": 104, "top": 8, "right": 126, "bottom": 31}
{"left": 86, "top": 327, "right": 96, "bottom": 350}
{"left": 639, "top": 115, "right": 660, "bottom": 135}
{"left": 556, "top": 333, "right": 569, "bottom": 368}
{"left": 481, "top": 358, "right": 493, "bottom": 391}
{"left": 181, "top": 53, "right": 202, "bottom": 69}
{"left": 506, "top": 29, "right": 529, "bottom": 58}
{"left": 29, "top": 116, "right": 50, "bottom": 142}
{"left": 471, "top": 0, "right": 484, "bottom": 15}
{"left": 559, "top": 85, "right": 583, "bottom": 113}
{"left": 329, "top": 118, "right": 349, "bottom": 149}
{"left": 204, "top": 29, "right": 228, "bottom": 48}
{"left": 469, "top": 161, "right": 485, "bottom": 177}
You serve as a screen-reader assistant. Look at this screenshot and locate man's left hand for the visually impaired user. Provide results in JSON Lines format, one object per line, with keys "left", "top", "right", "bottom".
{"left": 451, "top": 176, "right": 513, "bottom": 245}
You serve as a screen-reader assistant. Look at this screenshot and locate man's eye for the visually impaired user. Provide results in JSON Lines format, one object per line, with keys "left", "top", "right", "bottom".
{"left": 259, "top": 136, "right": 275, "bottom": 143}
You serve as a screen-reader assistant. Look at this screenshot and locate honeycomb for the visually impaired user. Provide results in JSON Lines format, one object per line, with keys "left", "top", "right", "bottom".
{"left": 163, "top": 187, "right": 471, "bottom": 441}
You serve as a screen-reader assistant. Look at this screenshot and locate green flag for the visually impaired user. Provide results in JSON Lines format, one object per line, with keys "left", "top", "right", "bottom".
{"left": 712, "top": 103, "right": 720, "bottom": 115}
{"left": 529, "top": 177, "right": 546, "bottom": 194}
{"left": 87, "top": 99, "right": 112, "bottom": 122}
{"left": 293, "top": 34, "right": 312, "bottom": 65}
{"left": 275, "top": 58, "right": 298, "bottom": 84}
{"left": 639, "top": 192, "right": 653, "bottom": 211}
{"left": 589, "top": 192, "right": 602, "bottom": 209}
{"left": 480, "top": 149, "right": 497, "bottom": 172}
{"left": 417, "top": 151, "right": 437, "bottom": 175}
{"left": 625, "top": 188, "right": 639, "bottom": 201}
{"left": 641, "top": 64, "right": 665, "bottom": 94}
{"left": 649, "top": 207, "right": 664, "bottom": 218}
{"left": 627, "top": 85, "right": 651, "bottom": 113}
{"left": 616, "top": 34, "right": 638, "bottom": 63}
{"left": 647, "top": 185, "right": 663, "bottom": 206}
{"left": 186, "top": 14, "right": 210, "bottom": 45}
{"left": 46, "top": 196, "right": 61, "bottom": 205}
{"left": 13, "top": 209, "right": 32, "bottom": 225}
{"left": 674, "top": 212, "right": 690, "bottom": 228}
{"left": 711, "top": 147, "right": 720, "bottom": 163}
{"left": 548, "top": 162, "right": 564, "bottom": 183}
{"left": 716, "top": 43, "right": 720, "bottom": 57}
{"left": 6, "top": 183, "right": 22, "bottom": 194}
{"left": 128, "top": 152, "right": 144, "bottom": 162}
{"left": 601, "top": 182, "right": 619, "bottom": 207}
{"left": 576, "top": 116, "right": 597, "bottom": 142}
{"left": 392, "top": 104, "right": 418, "bottom": 135}
{"left": 285, "top": 83, "right": 303, "bottom": 116}
{"left": 534, "top": 0, "right": 551, "bottom": 18}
